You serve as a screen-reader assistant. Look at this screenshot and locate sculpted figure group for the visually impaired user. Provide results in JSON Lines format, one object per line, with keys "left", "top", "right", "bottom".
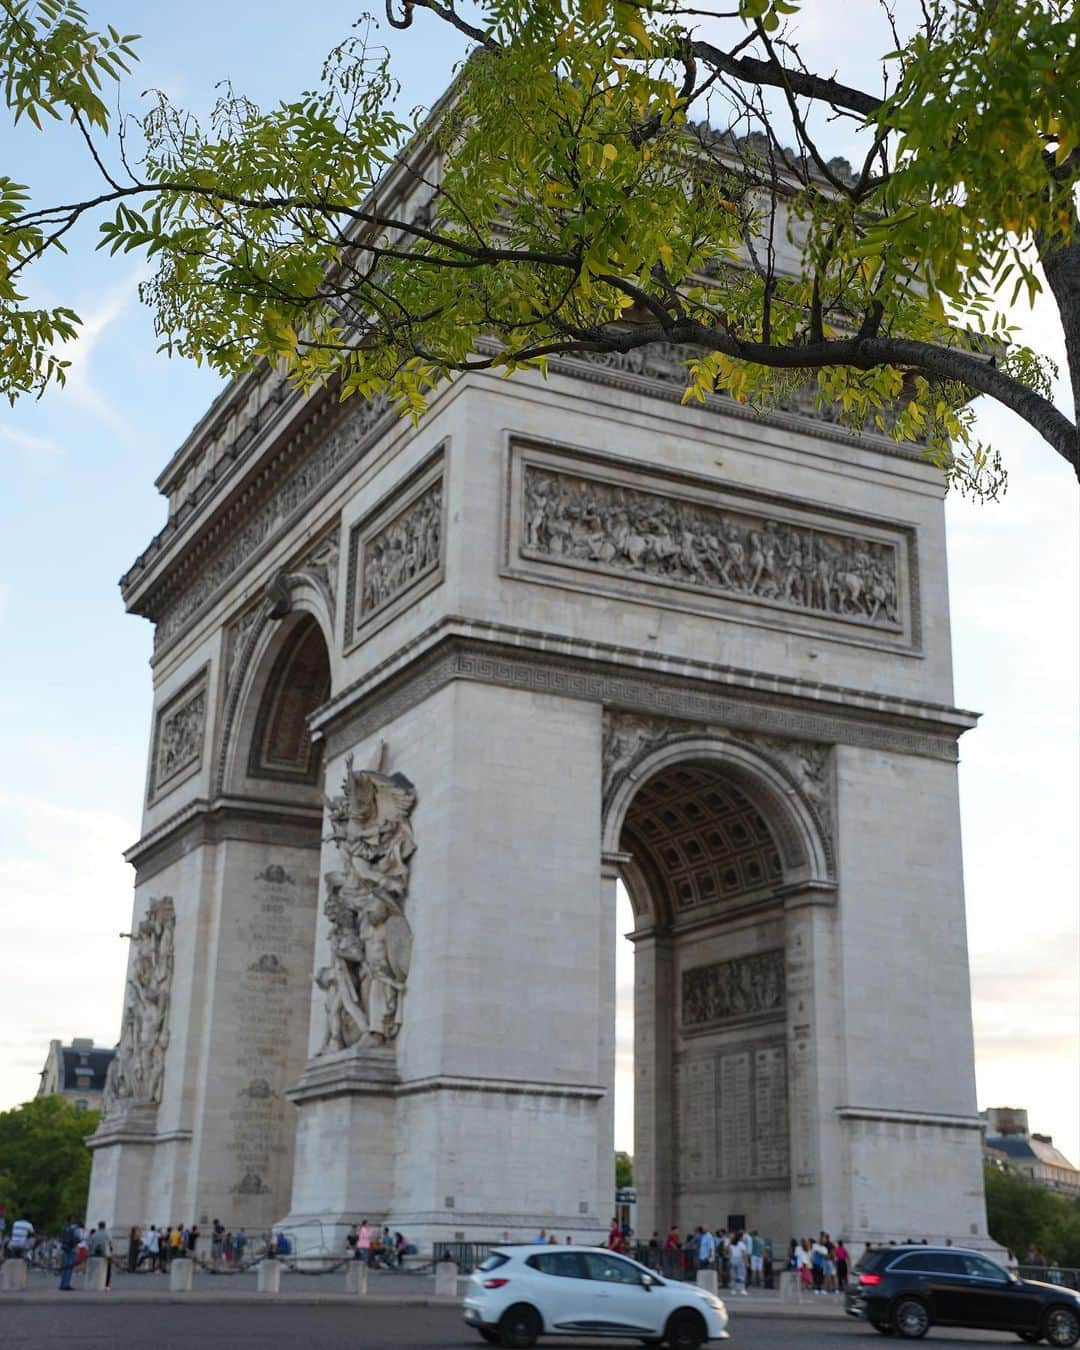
{"left": 682, "top": 950, "right": 786, "bottom": 1029}
{"left": 523, "top": 468, "right": 899, "bottom": 627}
{"left": 316, "top": 750, "right": 416, "bottom": 1053}
{"left": 360, "top": 482, "right": 442, "bottom": 618}
{"left": 103, "top": 896, "right": 176, "bottom": 1115}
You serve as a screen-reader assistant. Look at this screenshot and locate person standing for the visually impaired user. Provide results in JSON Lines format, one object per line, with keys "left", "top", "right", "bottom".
{"left": 835, "top": 1238, "right": 849, "bottom": 1291}
{"left": 607, "top": 1217, "right": 625, "bottom": 1252}
{"left": 749, "top": 1230, "right": 765, "bottom": 1287}
{"left": 211, "top": 1219, "right": 225, "bottom": 1270}
{"left": 728, "top": 1230, "right": 749, "bottom": 1295}
{"left": 356, "top": 1219, "right": 372, "bottom": 1266}
{"left": 697, "top": 1225, "right": 716, "bottom": 1271}
{"left": 811, "top": 1233, "right": 828, "bottom": 1293}
{"left": 7, "top": 1214, "right": 33, "bottom": 1262}
{"left": 89, "top": 1222, "right": 112, "bottom": 1289}
{"left": 58, "top": 1215, "right": 80, "bottom": 1290}
{"left": 145, "top": 1224, "right": 160, "bottom": 1273}
{"left": 234, "top": 1229, "right": 247, "bottom": 1266}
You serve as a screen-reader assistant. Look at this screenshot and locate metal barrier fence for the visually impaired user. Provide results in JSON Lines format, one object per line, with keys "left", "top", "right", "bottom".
{"left": 1018, "top": 1266, "right": 1080, "bottom": 1291}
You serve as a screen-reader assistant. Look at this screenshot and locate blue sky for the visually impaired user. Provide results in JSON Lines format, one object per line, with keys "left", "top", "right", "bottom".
{"left": 1, "top": 3, "right": 1077, "bottom": 1168}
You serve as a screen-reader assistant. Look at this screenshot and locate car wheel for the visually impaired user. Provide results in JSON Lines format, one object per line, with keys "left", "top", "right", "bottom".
{"left": 1044, "top": 1307, "right": 1080, "bottom": 1349}
{"left": 871, "top": 1321, "right": 896, "bottom": 1335}
{"left": 892, "top": 1297, "right": 930, "bottom": 1339}
{"left": 498, "top": 1304, "right": 542, "bottom": 1349}
{"left": 665, "top": 1309, "right": 708, "bottom": 1350}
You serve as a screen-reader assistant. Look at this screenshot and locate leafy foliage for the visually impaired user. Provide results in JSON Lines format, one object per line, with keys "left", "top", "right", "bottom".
{"left": 1, "top": 0, "right": 1079, "bottom": 493}
{"left": 615, "top": 1150, "right": 633, "bottom": 1189}
{"left": 984, "top": 1163, "right": 1080, "bottom": 1269}
{"left": 0, "top": 1096, "right": 100, "bottom": 1233}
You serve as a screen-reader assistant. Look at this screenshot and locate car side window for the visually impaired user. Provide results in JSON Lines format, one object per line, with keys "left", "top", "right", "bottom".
{"left": 890, "top": 1255, "right": 924, "bottom": 1271}
{"left": 960, "top": 1255, "right": 1008, "bottom": 1282}
{"left": 527, "top": 1251, "right": 589, "bottom": 1280}
{"left": 583, "top": 1252, "right": 644, "bottom": 1285}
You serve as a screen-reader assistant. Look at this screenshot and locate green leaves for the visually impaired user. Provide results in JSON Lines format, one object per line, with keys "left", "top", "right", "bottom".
{"left": 1, "top": 0, "right": 138, "bottom": 132}
{"left": 0, "top": 0, "right": 1076, "bottom": 486}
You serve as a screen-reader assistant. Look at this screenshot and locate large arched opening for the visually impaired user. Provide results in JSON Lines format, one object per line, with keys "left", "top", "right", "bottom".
{"left": 604, "top": 735, "right": 835, "bottom": 1248}
{"left": 191, "top": 608, "right": 333, "bottom": 1227}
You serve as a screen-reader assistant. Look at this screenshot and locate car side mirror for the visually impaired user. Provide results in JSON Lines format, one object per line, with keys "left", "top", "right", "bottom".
{"left": 640, "top": 1273, "right": 655, "bottom": 1290}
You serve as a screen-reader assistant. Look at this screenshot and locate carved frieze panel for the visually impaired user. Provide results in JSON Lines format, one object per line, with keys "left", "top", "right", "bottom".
{"left": 316, "top": 745, "right": 417, "bottom": 1053}
{"left": 150, "top": 668, "right": 209, "bottom": 799}
{"left": 506, "top": 442, "right": 918, "bottom": 650}
{"left": 682, "top": 949, "right": 786, "bottom": 1030}
{"left": 102, "top": 896, "right": 175, "bottom": 1117}
{"left": 345, "top": 449, "right": 446, "bottom": 645}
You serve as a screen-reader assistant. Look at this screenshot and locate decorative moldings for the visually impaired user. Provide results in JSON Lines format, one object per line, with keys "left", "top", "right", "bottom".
{"left": 225, "top": 606, "right": 261, "bottom": 691}
{"left": 345, "top": 449, "right": 446, "bottom": 646}
{"left": 517, "top": 454, "right": 906, "bottom": 640}
{"left": 682, "top": 949, "right": 786, "bottom": 1029}
{"left": 318, "top": 629, "right": 969, "bottom": 770}
{"left": 152, "top": 391, "right": 392, "bottom": 652}
{"left": 150, "top": 668, "right": 209, "bottom": 799}
{"left": 102, "top": 896, "right": 175, "bottom": 1118}
{"left": 316, "top": 746, "right": 416, "bottom": 1052}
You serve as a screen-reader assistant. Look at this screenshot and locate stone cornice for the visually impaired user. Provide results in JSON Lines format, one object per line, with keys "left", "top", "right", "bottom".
{"left": 126, "top": 795, "right": 323, "bottom": 884}
{"left": 312, "top": 617, "right": 978, "bottom": 764}
{"left": 121, "top": 382, "right": 343, "bottom": 613}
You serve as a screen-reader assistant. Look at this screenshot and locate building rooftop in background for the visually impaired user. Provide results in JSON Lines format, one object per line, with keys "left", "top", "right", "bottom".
{"left": 982, "top": 1107, "right": 1080, "bottom": 1198}
{"left": 37, "top": 1038, "right": 115, "bottom": 1113}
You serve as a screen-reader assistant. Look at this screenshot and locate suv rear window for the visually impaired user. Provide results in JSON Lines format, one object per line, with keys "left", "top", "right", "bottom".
{"left": 856, "top": 1249, "right": 891, "bottom": 1272}
{"left": 477, "top": 1253, "right": 509, "bottom": 1272}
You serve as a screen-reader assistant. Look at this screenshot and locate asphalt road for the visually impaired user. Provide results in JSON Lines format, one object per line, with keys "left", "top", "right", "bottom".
{"left": 0, "top": 1303, "right": 1028, "bottom": 1350}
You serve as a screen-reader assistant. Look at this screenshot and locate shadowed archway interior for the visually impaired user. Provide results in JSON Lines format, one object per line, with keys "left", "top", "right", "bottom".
{"left": 247, "top": 614, "right": 331, "bottom": 786}
{"left": 620, "top": 762, "right": 784, "bottom": 926}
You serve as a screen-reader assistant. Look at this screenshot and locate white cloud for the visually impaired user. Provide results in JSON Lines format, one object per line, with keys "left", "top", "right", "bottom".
{"left": 46, "top": 267, "right": 147, "bottom": 438}
{"left": 0, "top": 793, "right": 137, "bottom": 1111}
{"left": 0, "top": 425, "right": 62, "bottom": 457}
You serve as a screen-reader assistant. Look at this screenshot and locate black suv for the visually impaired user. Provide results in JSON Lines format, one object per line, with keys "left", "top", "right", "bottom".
{"left": 846, "top": 1246, "right": 1080, "bottom": 1346}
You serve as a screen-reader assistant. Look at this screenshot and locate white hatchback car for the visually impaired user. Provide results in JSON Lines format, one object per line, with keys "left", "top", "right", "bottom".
{"left": 463, "top": 1245, "right": 729, "bottom": 1349}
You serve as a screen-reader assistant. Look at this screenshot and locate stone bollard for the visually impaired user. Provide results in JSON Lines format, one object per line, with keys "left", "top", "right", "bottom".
{"left": 696, "top": 1268, "right": 719, "bottom": 1295}
{"left": 345, "top": 1260, "right": 369, "bottom": 1295}
{"left": 434, "top": 1259, "right": 458, "bottom": 1298}
{"left": 257, "top": 1259, "right": 281, "bottom": 1294}
{"left": 169, "top": 1258, "right": 195, "bottom": 1292}
{"left": 778, "top": 1270, "right": 800, "bottom": 1302}
{"left": 84, "top": 1258, "right": 108, "bottom": 1291}
{"left": 0, "top": 1259, "right": 29, "bottom": 1292}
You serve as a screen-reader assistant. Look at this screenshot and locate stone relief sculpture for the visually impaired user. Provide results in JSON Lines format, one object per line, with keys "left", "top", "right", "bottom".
{"left": 154, "top": 684, "right": 207, "bottom": 791}
{"left": 523, "top": 466, "right": 900, "bottom": 629}
{"left": 316, "top": 747, "right": 416, "bottom": 1052}
{"left": 102, "top": 897, "right": 175, "bottom": 1116}
{"left": 682, "top": 949, "right": 786, "bottom": 1029}
{"left": 359, "top": 480, "right": 442, "bottom": 620}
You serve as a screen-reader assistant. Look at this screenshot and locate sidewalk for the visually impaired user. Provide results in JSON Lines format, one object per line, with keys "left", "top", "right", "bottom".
{"left": 0, "top": 1265, "right": 850, "bottom": 1317}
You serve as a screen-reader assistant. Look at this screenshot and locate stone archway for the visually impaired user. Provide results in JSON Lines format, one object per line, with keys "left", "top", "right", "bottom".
{"left": 602, "top": 727, "right": 837, "bottom": 1246}
{"left": 188, "top": 611, "right": 332, "bottom": 1227}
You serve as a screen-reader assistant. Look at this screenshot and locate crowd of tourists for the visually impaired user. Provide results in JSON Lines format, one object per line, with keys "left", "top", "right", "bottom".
{"left": 345, "top": 1219, "right": 413, "bottom": 1267}
{"left": 125, "top": 1219, "right": 251, "bottom": 1271}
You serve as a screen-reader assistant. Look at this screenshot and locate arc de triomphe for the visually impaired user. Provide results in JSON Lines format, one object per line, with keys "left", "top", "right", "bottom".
{"left": 87, "top": 324, "right": 988, "bottom": 1250}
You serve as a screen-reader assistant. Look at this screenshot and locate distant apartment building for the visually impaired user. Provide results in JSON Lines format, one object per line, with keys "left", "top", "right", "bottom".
{"left": 37, "top": 1038, "right": 115, "bottom": 1113}
{"left": 982, "top": 1107, "right": 1080, "bottom": 1198}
